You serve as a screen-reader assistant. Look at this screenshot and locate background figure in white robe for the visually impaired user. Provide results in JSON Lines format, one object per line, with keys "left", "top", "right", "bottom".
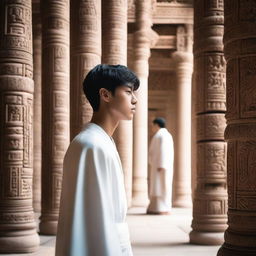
{"left": 55, "top": 64, "right": 139, "bottom": 256}
{"left": 147, "top": 117, "right": 174, "bottom": 214}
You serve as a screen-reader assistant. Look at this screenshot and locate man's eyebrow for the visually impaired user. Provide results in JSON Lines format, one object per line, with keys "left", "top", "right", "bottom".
{"left": 125, "top": 84, "right": 134, "bottom": 90}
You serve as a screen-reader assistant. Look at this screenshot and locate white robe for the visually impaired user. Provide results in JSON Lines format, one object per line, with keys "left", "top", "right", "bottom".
{"left": 55, "top": 123, "right": 133, "bottom": 256}
{"left": 148, "top": 128, "right": 174, "bottom": 213}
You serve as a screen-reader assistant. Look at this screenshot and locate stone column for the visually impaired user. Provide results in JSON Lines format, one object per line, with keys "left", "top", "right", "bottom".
{"left": 32, "top": 0, "right": 42, "bottom": 214}
{"left": 172, "top": 51, "right": 193, "bottom": 208}
{"left": 172, "top": 25, "right": 193, "bottom": 208}
{"left": 190, "top": 0, "right": 227, "bottom": 245}
{"left": 127, "top": 33, "right": 135, "bottom": 207}
{"left": 218, "top": 1, "right": 256, "bottom": 255}
{"left": 0, "top": 0, "right": 40, "bottom": 253}
{"left": 102, "top": 0, "right": 133, "bottom": 207}
{"left": 132, "top": 0, "right": 152, "bottom": 207}
{"left": 70, "top": 0, "right": 101, "bottom": 138}
{"left": 40, "top": 0, "right": 70, "bottom": 235}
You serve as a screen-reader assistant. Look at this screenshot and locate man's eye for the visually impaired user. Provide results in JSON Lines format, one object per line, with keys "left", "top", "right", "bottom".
{"left": 126, "top": 91, "right": 132, "bottom": 94}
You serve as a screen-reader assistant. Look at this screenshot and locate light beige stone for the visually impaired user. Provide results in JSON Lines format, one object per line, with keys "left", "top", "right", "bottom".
{"left": 190, "top": 0, "right": 227, "bottom": 245}
{"left": 70, "top": 0, "right": 101, "bottom": 139}
{"left": 132, "top": 0, "right": 153, "bottom": 207}
{"left": 40, "top": 0, "right": 70, "bottom": 235}
{"left": 32, "top": 0, "right": 42, "bottom": 214}
{"left": 102, "top": 0, "right": 133, "bottom": 207}
{"left": 172, "top": 26, "right": 193, "bottom": 208}
{"left": 0, "top": 0, "right": 40, "bottom": 252}
{"left": 218, "top": 0, "right": 256, "bottom": 255}
{"left": 128, "top": 1, "right": 193, "bottom": 24}
{"left": 173, "top": 51, "right": 193, "bottom": 207}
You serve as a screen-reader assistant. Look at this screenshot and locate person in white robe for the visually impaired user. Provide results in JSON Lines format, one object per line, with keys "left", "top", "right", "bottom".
{"left": 55, "top": 64, "right": 139, "bottom": 256}
{"left": 147, "top": 117, "right": 174, "bottom": 214}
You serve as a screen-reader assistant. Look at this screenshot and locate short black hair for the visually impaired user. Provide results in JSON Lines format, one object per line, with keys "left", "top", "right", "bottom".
{"left": 153, "top": 117, "right": 166, "bottom": 128}
{"left": 83, "top": 64, "right": 140, "bottom": 111}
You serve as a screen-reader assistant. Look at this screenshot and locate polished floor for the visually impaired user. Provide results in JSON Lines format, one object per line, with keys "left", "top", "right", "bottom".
{"left": 2, "top": 208, "right": 220, "bottom": 256}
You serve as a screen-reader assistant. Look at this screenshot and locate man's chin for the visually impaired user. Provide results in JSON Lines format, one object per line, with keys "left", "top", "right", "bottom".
{"left": 121, "top": 115, "right": 133, "bottom": 121}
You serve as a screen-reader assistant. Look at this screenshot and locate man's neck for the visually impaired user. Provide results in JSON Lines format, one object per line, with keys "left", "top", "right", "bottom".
{"left": 91, "top": 112, "right": 119, "bottom": 137}
{"left": 154, "top": 126, "right": 161, "bottom": 134}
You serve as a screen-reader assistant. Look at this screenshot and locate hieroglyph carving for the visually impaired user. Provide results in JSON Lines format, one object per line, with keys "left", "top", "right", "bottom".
{"left": 102, "top": 0, "right": 127, "bottom": 64}
{"left": 3, "top": 95, "right": 33, "bottom": 199}
{"left": 40, "top": 0, "right": 70, "bottom": 235}
{"left": 70, "top": 0, "right": 101, "bottom": 138}
{"left": 217, "top": 1, "right": 256, "bottom": 255}
{"left": 157, "top": 0, "right": 193, "bottom": 4}
{"left": 190, "top": 0, "right": 227, "bottom": 245}
{"left": 197, "top": 142, "right": 226, "bottom": 178}
{"left": 176, "top": 25, "right": 193, "bottom": 52}
{"left": 0, "top": 0, "right": 39, "bottom": 253}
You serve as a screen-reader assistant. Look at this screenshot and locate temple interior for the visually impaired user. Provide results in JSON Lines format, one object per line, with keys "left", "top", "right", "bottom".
{"left": 0, "top": 0, "right": 256, "bottom": 255}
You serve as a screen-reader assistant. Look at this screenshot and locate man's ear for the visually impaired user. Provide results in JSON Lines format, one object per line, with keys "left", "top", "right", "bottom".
{"left": 99, "top": 88, "right": 112, "bottom": 103}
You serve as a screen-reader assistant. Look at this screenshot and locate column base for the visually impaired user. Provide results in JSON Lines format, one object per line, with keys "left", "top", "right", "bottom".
{"left": 218, "top": 243, "right": 256, "bottom": 256}
{"left": 189, "top": 230, "right": 224, "bottom": 245}
{"left": 173, "top": 195, "right": 192, "bottom": 208}
{"left": 39, "top": 220, "right": 58, "bottom": 235}
{"left": 132, "top": 193, "right": 149, "bottom": 207}
{"left": 0, "top": 232, "right": 40, "bottom": 253}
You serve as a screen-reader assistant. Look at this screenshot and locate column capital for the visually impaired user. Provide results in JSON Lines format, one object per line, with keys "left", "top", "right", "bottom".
{"left": 176, "top": 24, "right": 193, "bottom": 52}
{"left": 172, "top": 51, "right": 193, "bottom": 73}
{"left": 134, "top": 28, "right": 159, "bottom": 48}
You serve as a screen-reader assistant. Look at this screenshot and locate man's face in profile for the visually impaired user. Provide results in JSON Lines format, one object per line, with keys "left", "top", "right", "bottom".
{"left": 107, "top": 85, "right": 137, "bottom": 121}
{"left": 151, "top": 123, "right": 159, "bottom": 134}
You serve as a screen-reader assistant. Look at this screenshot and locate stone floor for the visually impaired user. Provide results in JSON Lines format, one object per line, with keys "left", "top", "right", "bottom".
{"left": 3, "top": 208, "right": 220, "bottom": 256}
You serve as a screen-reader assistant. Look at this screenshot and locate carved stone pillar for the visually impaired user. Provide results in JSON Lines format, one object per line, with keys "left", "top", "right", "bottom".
{"left": 102, "top": 0, "right": 127, "bottom": 64}
{"left": 171, "top": 25, "right": 193, "bottom": 208}
{"left": 0, "top": 0, "right": 40, "bottom": 253}
{"left": 190, "top": 0, "right": 227, "bottom": 245}
{"left": 70, "top": 0, "right": 101, "bottom": 138}
{"left": 127, "top": 33, "right": 135, "bottom": 207}
{"left": 172, "top": 51, "right": 193, "bottom": 208}
{"left": 102, "top": 0, "right": 133, "bottom": 207}
{"left": 218, "top": 1, "right": 256, "bottom": 255}
{"left": 132, "top": 0, "right": 152, "bottom": 207}
{"left": 32, "top": 0, "right": 42, "bottom": 214}
{"left": 40, "top": 0, "right": 70, "bottom": 235}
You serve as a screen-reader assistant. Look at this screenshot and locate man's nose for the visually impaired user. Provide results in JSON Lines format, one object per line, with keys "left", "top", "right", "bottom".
{"left": 132, "top": 92, "right": 137, "bottom": 104}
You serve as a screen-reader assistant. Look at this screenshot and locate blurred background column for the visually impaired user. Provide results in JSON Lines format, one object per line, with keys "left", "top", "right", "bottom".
{"left": 172, "top": 25, "right": 193, "bottom": 208}
{"left": 32, "top": 0, "right": 42, "bottom": 215}
{"left": 102, "top": 0, "right": 133, "bottom": 207}
{"left": 132, "top": 0, "right": 154, "bottom": 207}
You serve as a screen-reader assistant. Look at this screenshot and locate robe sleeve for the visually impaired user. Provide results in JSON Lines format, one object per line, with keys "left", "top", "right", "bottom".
{"left": 156, "top": 135, "right": 173, "bottom": 170}
{"left": 69, "top": 146, "right": 123, "bottom": 256}
{"left": 148, "top": 139, "right": 154, "bottom": 166}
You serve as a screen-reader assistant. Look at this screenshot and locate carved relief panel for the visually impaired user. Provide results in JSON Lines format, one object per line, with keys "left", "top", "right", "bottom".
{"left": 70, "top": 0, "right": 101, "bottom": 138}
{"left": 191, "top": 0, "right": 227, "bottom": 246}
{"left": 0, "top": 0, "right": 39, "bottom": 252}
{"left": 40, "top": 0, "right": 70, "bottom": 235}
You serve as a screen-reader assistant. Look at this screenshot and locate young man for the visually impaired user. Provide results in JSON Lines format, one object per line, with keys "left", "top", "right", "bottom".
{"left": 147, "top": 117, "right": 174, "bottom": 215}
{"left": 55, "top": 64, "right": 139, "bottom": 256}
